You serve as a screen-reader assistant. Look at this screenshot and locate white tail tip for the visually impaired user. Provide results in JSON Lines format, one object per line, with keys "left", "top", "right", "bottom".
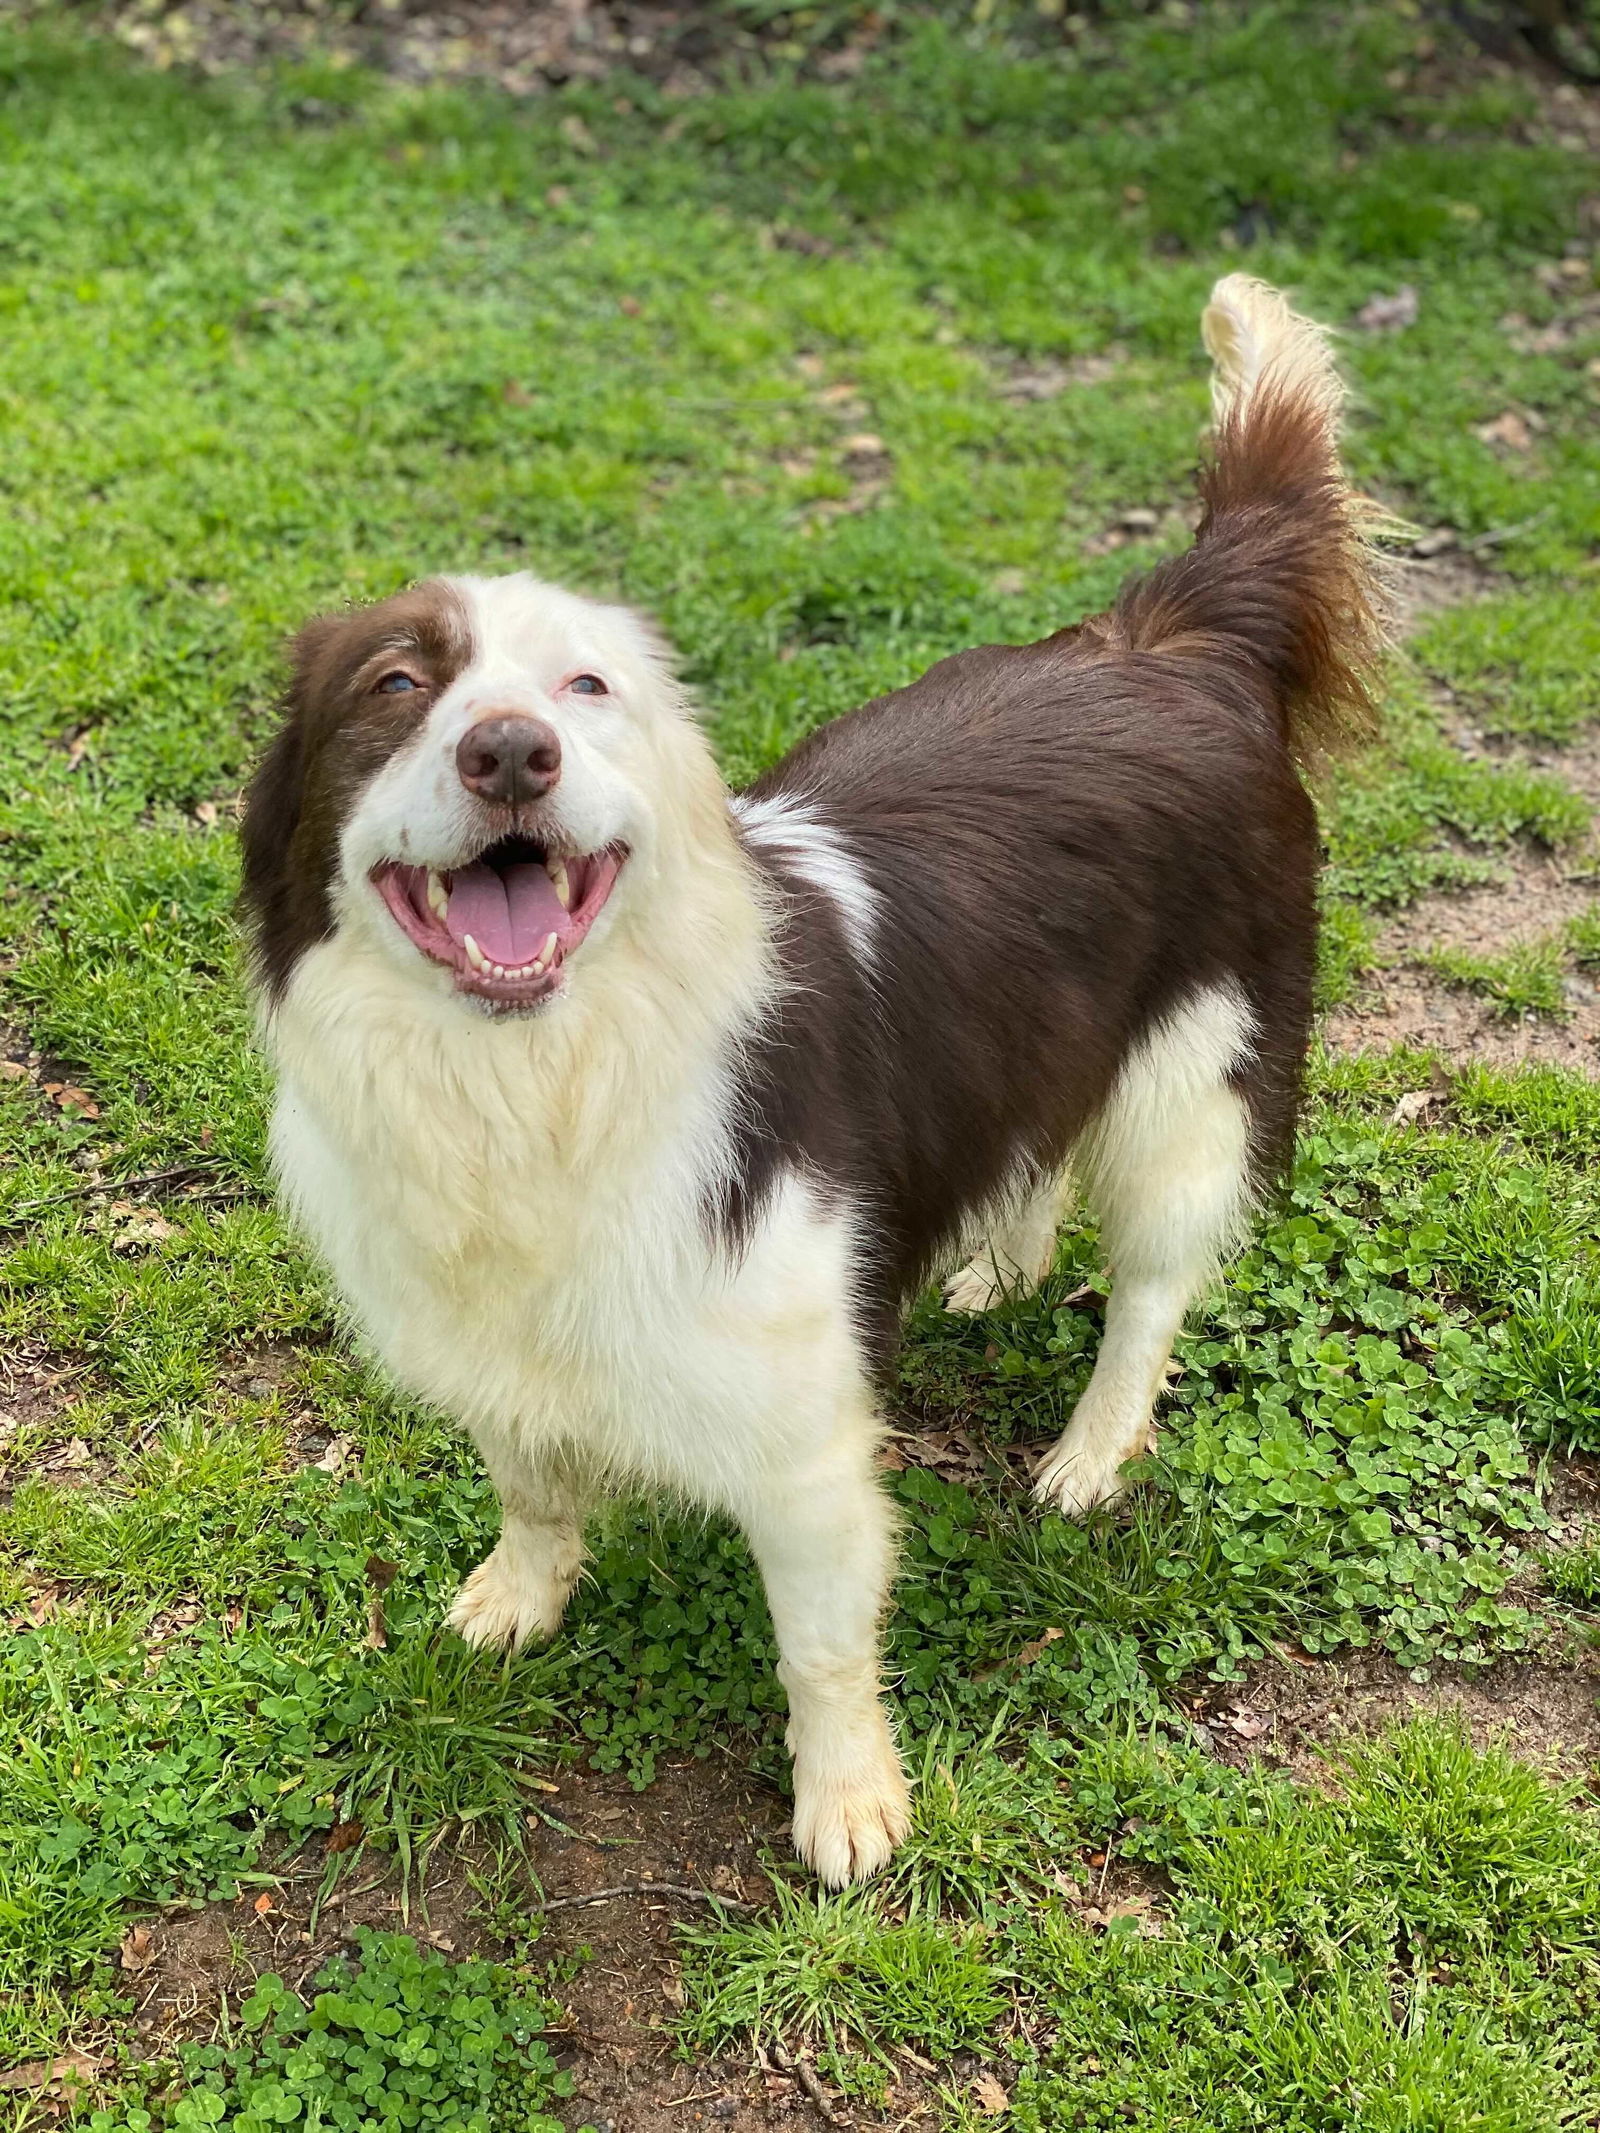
{"left": 1201, "top": 273, "right": 1343, "bottom": 433}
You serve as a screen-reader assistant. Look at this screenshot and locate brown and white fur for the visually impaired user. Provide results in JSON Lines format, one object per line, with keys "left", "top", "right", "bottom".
{"left": 240, "top": 278, "right": 1384, "bottom": 1886}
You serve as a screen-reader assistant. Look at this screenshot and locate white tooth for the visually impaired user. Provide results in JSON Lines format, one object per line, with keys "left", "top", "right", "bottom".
{"left": 463, "top": 934, "right": 488, "bottom": 972}
{"left": 492, "top": 963, "right": 507, "bottom": 979}
{"left": 427, "top": 869, "right": 449, "bottom": 921}
{"left": 547, "top": 858, "right": 571, "bottom": 909}
{"left": 538, "top": 931, "right": 558, "bottom": 965}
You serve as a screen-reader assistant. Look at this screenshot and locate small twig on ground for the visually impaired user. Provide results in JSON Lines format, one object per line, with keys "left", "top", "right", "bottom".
{"left": 1095, "top": 1833, "right": 1116, "bottom": 1904}
{"left": 1462, "top": 509, "right": 1551, "bottom": 553}
{"left": 536, "top": 1880, "right": 757, "bottom": 1914}
{"left": 323, "top": 1872, "right": 392, "bottom": 1905}
{"left": 9, "top": 1163, "right": 220, "bottom": 1216}
{"left": 524, "top": 1802, "right": 588, "bottom": 1842}
{"left": 769, "top": 2041, "right": 843, "bottom": 2126}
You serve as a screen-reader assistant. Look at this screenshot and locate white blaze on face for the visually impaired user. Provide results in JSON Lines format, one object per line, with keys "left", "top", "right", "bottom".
{"left": 340, "top": 574, "right": 669, "bottom": 889}
{"left": 322, "top": 571, "right": 738, "bottom": 1015}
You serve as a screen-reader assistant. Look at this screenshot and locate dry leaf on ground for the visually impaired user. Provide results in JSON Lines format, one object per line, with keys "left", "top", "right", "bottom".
{"left": 1357, "top": 284, "right": 1419, "bottom": 330}
{"left": 1474, "top": 409, "right": 1538, "bottom": 451}
{"left": 1391, "top": 1089, "right": 1443, "bottom": 1126}
{"left": 0, "top": 2052, "right": 103, "bottom": 2094}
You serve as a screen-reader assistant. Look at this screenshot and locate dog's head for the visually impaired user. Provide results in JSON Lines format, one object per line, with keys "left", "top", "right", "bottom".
{"left": 241, "top": 572, "right": 723, "bottom": 1016}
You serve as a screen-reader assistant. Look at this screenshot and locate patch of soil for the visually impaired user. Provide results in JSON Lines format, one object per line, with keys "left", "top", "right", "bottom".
{"left": 994, "top": 346, "right": 1129, "bottom": 402}
{"left": 1183, "top": 1649, "right": 1600, "bottom": 1791}
{"left": 215, "top": 1342, "right": 356, "bottom": 1471}
{"left": 7, "top": 0, "right": 886, "bottom": 96}
{"left": 1514, "top": 726, "right": 1600, "bottom": 814}
{"left": 217, "top": 1340, "right": 307, "bottom": 1405}
{"left": 1546, "top": 1448, "right": 1600, "bottom": 1533}
{"left": 1392, "top": 548, "right": 1504, "bottom": 631}
{"left": 525, "top": 1757, "right": 799, "bottom": 2132}
{"left": 1324, "top": 853, "right": 1600, "bottom": 1073}
{"left": 1326, "top": 712, "right": 1600, "bottom": 1073}
{"left": 0, "top": 1017, "right": 103, "bottom": 1134}
{"left": 124, "top": 1759, "right": 932, "bottom": 2131}
{"left": 124, "top": 1832, "right": 505, "bottom": 2050}
{"left": 0, "top": 1342, "right": 94, "bottom": 1440}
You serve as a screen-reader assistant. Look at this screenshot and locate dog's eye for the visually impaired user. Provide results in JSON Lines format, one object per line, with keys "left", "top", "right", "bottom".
{"left": 569, "top": 673, "right": 608, "bottom": 696}
{"left": 375, "top": 671, "right": 421, "bottom": 695}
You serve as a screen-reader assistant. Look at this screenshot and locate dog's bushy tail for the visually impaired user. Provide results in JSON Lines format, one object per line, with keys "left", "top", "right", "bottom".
{"left": 1113, "top": 274, "right": 1391, "bottom": 763}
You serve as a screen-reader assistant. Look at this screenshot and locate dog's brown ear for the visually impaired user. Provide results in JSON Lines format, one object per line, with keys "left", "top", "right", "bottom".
{"left": 239, "top": 714, "right": 305, "bottom": 901}
{"left": 238, "top": 617, "right": 343, "bottom": 998}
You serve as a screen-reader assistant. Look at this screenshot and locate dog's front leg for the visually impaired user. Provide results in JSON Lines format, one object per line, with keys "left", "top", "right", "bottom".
{"left": 446, "top": 1434, "right": 595, "bottom": 1653}
{"left": 738, "top": 1414, "right": 910, "bottom": 1887}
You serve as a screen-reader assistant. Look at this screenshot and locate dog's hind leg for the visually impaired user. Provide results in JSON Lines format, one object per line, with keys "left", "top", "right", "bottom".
{"left": 737, "top": 1394, "right": 911, "bottom": 1888}
{"left": 943, "top": 1167, "right": 1074, "bottom": 1313}
{"left": 1033, "top": 985, "right": 1259, "bottom": 1519}
{"left": 446, "top": 1437, "right": 596, "bottom": 1651}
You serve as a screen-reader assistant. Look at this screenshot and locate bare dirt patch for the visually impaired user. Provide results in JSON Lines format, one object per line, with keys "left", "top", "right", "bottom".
{"left": 1547, "top": 1449, "right": 1600, "bottom": 1533}
{"left": 217, "top": 1340, "right": 307, "bottom": 1405}
{"left": 0, "top": 1016, "right": 103, "bottom": 1133}
{"left": 1393, "top": 548, "right": 1504, "bottom": 631}
{"left": 0, "top": 1342, "right": 94, "bottom": 1444}
{"left": 122, "top": 1759, "right": 928, "bottom": 2132}
{"left": 994, "top": 346, "right": 1129, "bottom": 402}
{"left": 3, "top": 0, "right": 882, "bottom": 95}
{"left": 1184, "top": 1649, "right": 1600, "bottom": 1791}
{"left": 1325, "top": 541, "right": 1600, "bottom": 1074}
{"left": 1326, "top": 683, "right": 1600, "bottom": 1069}
{"left": 1324, "top": 851, "right": 1600, "bottom": 1072}
{"left": 1517, "top": 727, "right": 1600, "bottom": 815}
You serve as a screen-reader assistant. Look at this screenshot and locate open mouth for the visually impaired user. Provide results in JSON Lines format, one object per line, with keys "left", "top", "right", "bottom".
{"left": 372, "top": 835, "right": 626, "bottom": 1008}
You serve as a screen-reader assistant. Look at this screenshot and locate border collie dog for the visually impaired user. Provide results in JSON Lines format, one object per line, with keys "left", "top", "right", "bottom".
{"left": 242, "top": 278, "right": 1383, "bottom": 1885}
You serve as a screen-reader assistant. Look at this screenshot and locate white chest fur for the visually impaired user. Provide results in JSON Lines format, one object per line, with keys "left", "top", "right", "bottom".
{"left": 265, "top": 926, "right": 866, "bottom": 1506}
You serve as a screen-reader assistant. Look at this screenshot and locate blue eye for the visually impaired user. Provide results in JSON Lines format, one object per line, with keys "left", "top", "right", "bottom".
{"left": 569, "top": 673, "right": 608, "bottom": 696}
{"left": 376, "top": 671, "right": 420, "bottom": 694}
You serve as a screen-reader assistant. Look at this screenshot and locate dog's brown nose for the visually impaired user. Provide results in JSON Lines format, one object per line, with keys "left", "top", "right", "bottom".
{"left": 455, "top": 715, "right": 562, "bottom": 807}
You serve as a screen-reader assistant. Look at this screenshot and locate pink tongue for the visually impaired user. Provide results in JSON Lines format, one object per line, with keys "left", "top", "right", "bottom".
{"left": 443, "top": 862, "right": 566, "bottom": 967}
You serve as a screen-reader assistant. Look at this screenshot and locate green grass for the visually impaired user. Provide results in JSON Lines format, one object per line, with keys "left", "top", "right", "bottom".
{"left": 1415, "top": 584, "right": 1600, "bottom": 746}
{"left": 1419, "top": 906, "right": 1600, "bottom": 1021}
{"left": 83, "top": 1929, "right": 576, "bottom": 2131}
{"left": 2, "top": 2, "right": 1600, "bottom": 2123}
{"left": 1543, "top": 1531, "right": 1600, "bottom": 1609}
{"left": 679, "top": 1883, "right": 1008, "bottom": 2076}
{"left": 684, "top": 1719, "right": 1600, "bottom": 2128}
{"left": 1321, "top": 675, "right": 1592, "bottom": 915}
{"left": 1427, "top": 938, "right": 1572, "bottom": 1018}
{"left": 1565, "top": 902, "right": 1600, "bottom": 967}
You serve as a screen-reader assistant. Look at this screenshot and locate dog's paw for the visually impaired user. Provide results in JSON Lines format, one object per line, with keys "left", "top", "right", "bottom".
{"left": 943, "top": 1259, "right": 1004, "bottom": 1314}
{"left": 945, "top": 1252, "right": 1032, "bottom": 1314}
{"left": 791, "top": 1726, "right": 912, "bottom": 1888}
{"left": 1032, "top": 1427, "right": 1149, "bottom": 1520}
{"left": 445, "top": 1545, "right": 575, "bottom": 1653}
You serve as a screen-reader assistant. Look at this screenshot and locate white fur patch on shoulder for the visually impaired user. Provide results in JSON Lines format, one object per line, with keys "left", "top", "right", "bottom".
{"left": 1078, "top": 979, "right": 1258, "bottom": 1249}
{"left": 733, "top": 793, "right": 881, "bottom": 968}
{"left": 1109, "top": 976, "right": 1262, "bottom": 1134}
{"left": 1130, "top": 979, "right": 1257, "bottom": 1099}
